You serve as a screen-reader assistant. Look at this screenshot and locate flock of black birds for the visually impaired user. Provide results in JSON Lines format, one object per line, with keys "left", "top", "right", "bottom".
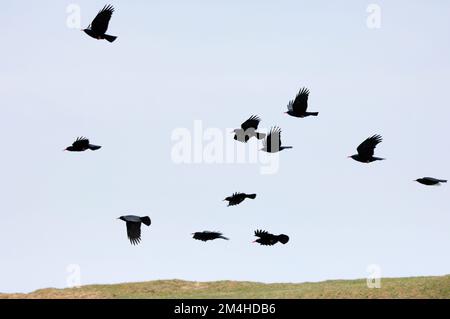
{"left": 66, "top": 5, "right": 447, "bottom": 246}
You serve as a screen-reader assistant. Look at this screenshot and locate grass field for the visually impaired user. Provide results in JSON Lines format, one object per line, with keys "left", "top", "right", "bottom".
{"left": 1, "top": 275, "right": 449, "bottom": 299}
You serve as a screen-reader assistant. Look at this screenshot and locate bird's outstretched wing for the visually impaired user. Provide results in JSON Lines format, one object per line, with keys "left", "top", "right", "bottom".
{"left": 194, "top": 231, "right": 228, "bottom": 241}
{"left": 288, "top": 87, "right": 309, "bottom": 114}
{"left": 90, "top": 5, "right": 114, "bottom": 34}
{"left": 241, "top": 115, "right": 261, "bottom": 131}
{"left": 205, "top": 231, "right": 226, "bottom": 240}
{"left": 422, "top": 177, "right": 446, "bottom": 183}
{"left": 254, "top": 229, "right": 270, "bottom": 239}
{"left": 254, "top": 230, "right": 278, "bottom": 245}
{"left": 205, "top": 231, "right": 220, "bottom": 236}
{"left": 72, "top": 137, "right": 89, "bottom": 148}
{"left": 263, "top": 127, "right": 282, "bottom": 151}
{"left": 357, "top": 135, "right": 382, "bottom": 158}
{"left": 193, "top": 232, "right": 206, "bottom": 241}
{"left": 126, "top": 221, "right": 142, "bottom": 245}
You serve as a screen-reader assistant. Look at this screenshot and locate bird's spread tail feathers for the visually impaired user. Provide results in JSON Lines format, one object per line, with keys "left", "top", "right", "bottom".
{"left": 245, "top": 194, "right": 257, "bottom": 199}
{"left": 278, "top": 234, "right": 289, "bottom": 244}
{"left": 306, "top": 112, "right": 319, "bottom": 116}
{"left": 439, "top": 180, "right": 447, "bottom": 183}
{"left": 373, "top": 157, "right": 386, "bottom": 161}
{"left": 104, "top": 34, "right": 117, "bottom": 42}
{"left": 140, "top": 216, "right": 151, "bottom": 226}
{"left": 88, "top": 144, "right": 102, "bottom": 151}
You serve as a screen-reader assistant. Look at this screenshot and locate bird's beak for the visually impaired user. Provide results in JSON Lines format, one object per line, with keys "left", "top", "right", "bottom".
{"left": 252, "top": 240, "right": 256, "bottom": 243}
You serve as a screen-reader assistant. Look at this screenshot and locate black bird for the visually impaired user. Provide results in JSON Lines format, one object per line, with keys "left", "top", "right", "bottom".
{"left": 349, "top": 134, "right": 385, "bottom": 163}
{"left": 285, "top": 87, "right": 318, "bottom": 118}
{"left": 233, "top": 115, "right": 266, "bottom": 143}
{"left": 64, "top": 137, "right": 101, "bottom": 152}
{"left": 118, "top": 215, "right": 151, "bottom": 245}
{"left": 261, "top": 127, "right": 292, "bottom": 153}
{"left": 192, "top": 231, "right": 229, "bottom": 242}
{"left": 83, "top": 5, "right": 117, "bottom": 42}
{"left": 253, "top": 230, "right": 289, "bottom": 246}
{"left": 415, "top": 177, "right": 447, "bottom": 186}
{"left": 224, "top": 192, "right": 257, "bottom": 206}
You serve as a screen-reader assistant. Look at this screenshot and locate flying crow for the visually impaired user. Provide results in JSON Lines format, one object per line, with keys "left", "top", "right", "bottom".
{"left": 83, "top": 5, "right": 117, "bottom": 42}
{"left": 118, "top": 215, "right": 151, "bottom": 245}
{"left": 253, "top": 230, "right": 289, "bottom": 246}
{"left": 261, "top": 127, "right": 292, "bottom": 153}
{"left": 285, "top": 87, "right": 318, "bottom": 118}
{"left": 192, "top": 231, "right": 229, "bottom": 242}
{"left": 64, "top": 137, "right": 101, "bottom": 152}
{"left": 415, "top": 177, "right": 447, "bottom": 186}
{"left": 224, "top": 192, "right": 256, "bottom": 206}
{"left": 233, "top": 115, "right": 266, "bottom": 143}
{"left": 349, "top": 134, "right": 384, "bottom": 163}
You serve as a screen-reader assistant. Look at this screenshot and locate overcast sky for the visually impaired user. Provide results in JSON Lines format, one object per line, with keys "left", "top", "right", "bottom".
{"left": 1, "top": 0, "right": 450, "bottom": 293}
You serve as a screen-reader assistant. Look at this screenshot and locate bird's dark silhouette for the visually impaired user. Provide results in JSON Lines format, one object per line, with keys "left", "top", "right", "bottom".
{"left": 285, "top": 87, "right": 318, "bottom": 118}
{"left": 349, "top": 134, "right": 385, "bottom": 163}
{"left": 253, "top": 230, "right": 289, "bottom": 246}
{"left": 224, "top": 193, "right": 257, "bottom": 206}
{"left": 118, "top": 215, "right": 151, "bottom": 245}
{"left": 83, "top": 5, "right": 117, "bottom": 42}
{"left": 261, "top": 127, "right": 292, "bottom": 153}
{"left": 233, "top": 115, "right": 266, "bottom": 143}
{"left": 64, "top": 137, "right": 101, "bottom": 152}
{"left": 192, "top": 231, "right": 229, "bottom": 242}
{"left": 415, "top": 177, "right": 447, "bottom": 186}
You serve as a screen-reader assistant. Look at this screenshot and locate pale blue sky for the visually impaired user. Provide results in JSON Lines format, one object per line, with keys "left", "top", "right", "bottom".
{"left": 1, "top": 1, "right": 450, "bottom": 293}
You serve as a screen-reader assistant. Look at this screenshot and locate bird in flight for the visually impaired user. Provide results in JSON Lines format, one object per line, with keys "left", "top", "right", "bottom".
{"left": 224, "top": 193, "right": 257, "bottom": 206}
{"left": 83, "top": 5, "right": 117, "bottom": 43}
{"left": 192, "top": 231, "right": 229, "bottom": 242}
{"left": 261, "top": 127, "right": 292, "bottom": 153}
{"left": 415, "top": 177, "right": 447, "bottom": 186}
{"left": 233, "top": 115, "right": 266, "bottom": 143}
{"left": 348, "top": 134, "right": 385, "bottom": 163}
{"left": 64, "top": 137, "right": 101, "bottom": 152}
{"left": 285, "top": 87, "right": 318, "bottom": 118}
{"left": 118, "top": 215, "right": 151, "bottom": 245}
{"left": 253, "top": 230, "right": 289, "bottom": 246}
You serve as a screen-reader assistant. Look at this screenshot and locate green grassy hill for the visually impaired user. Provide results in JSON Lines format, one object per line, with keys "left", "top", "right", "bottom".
{"left": 1, "top": 275, "right": 449, "bottom": 299}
